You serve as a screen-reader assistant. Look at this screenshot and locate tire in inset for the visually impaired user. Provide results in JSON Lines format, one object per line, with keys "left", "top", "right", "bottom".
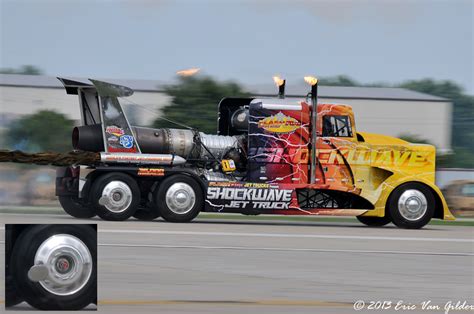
{"left": 10, "top": 225, "right": 97, "bottom": 310}
{"left": 5, "top": 274, "right": 23, "bottom": 307}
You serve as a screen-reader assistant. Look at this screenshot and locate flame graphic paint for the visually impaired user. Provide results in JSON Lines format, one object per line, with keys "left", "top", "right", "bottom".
{"left": 248, "top": 101, "right": 310, "bottom": 185}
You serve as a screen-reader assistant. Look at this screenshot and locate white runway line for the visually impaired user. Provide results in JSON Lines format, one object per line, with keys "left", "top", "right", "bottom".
{"left": 1, "top": 226, "right": 472, "bottom": 243}
{"left": 99, "top": 229, "right": 474, "bottom": 243}
{"left": 99, "top": 243, "right": 474, "bottom": 256}
{"left": 0, "top": 240, "right": 471, "bottom": 256}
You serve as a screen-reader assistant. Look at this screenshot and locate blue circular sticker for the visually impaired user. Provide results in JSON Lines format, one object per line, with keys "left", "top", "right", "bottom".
{"left": 119, "top": 135, "right": 134, "bottom": 149}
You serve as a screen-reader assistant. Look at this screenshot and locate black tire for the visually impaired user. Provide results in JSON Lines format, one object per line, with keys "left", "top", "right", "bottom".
{"left": 58, "top": 195, "right": 96, "bottom": 218}
{"left": 10, "top": 225, "right": 97, "bottom": 310}
{"left": 133, "top": 204, "right": 161, "bottom": 221}
{"left": 356, "top": 215, "right": 391, "bottom": 227}
{"left": 387, "top": 182, "right": 435, "bottom": 229}
{"left": 91, "top": 172, "right": 140, "bottom": 221}
{"left": 5, "top": 274, "right": 23, "bottom": 307}
{"left": 155, "top": 175, "right": 203, "bottom": 222}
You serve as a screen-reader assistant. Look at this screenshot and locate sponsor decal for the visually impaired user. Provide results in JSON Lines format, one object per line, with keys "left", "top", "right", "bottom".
{"left": 138, "top": 168, "right": 165, "bottom": 177}
{"left": 106, "top": 125, "right": 125, "bottom": 137}
{"left": 258, "top": 112, "right": 300, "bottom": 133}
{"left": 102, "top": 154, "right": 171, "bottom": 162}
{"left": 119, "top": 135, "right": 134, "bottom": 149}
{"left": 107, "top": 135, "right": 119, "bottom": 143}
{"left": 207, "top": 186, "right": 293, "bottom": 210}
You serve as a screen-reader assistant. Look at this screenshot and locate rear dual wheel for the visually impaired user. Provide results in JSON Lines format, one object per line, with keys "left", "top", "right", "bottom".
{"left": 58, "top": 196, "right": 95, "bottom": 219}
{"left": 90, "top": 172, "right": 162, "bottom": 221}
{"left": 155, "top": 175, "right": 203, "bottom": 223}
{"left": 133, "top": 203, "right": 161, "bottom": 221}
{"left": 90, "top": 173, "right": 141, "bottom": 221}
{"left": 75, "top": 172, "right": 202, "bottom": 222}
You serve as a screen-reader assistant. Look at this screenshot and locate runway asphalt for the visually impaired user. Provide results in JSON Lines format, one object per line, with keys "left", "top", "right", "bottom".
{"left": 1, "top": 213, "right": 473, "bottom": 313}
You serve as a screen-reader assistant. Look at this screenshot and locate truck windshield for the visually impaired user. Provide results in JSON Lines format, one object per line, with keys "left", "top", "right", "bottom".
{"left": 322, "top": 115, "right": 353, "bottom": 137}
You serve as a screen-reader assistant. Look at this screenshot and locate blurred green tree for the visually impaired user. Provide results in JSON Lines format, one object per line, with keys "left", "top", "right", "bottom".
{"left": 153, "top": 76, "right": 250, "bottom": 133}
{"left": 6, "top": 110, "right": 74, "bottom": 153}
{"left": 0, "top": 65, "right": 43, "bottom": 75}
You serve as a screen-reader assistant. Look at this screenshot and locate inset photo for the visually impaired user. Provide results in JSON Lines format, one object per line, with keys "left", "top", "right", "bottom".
{"left": 5, "top": 224, "right": 97, "bottom": 311}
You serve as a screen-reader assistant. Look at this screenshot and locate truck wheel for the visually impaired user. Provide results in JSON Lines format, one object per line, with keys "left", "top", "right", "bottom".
{"left": 388, "top": 182, "right": 435, "bottom": 229}
{"left": 58, "top": 196, "right": 96, "bottom": 218}
{"left": 10, "top": 225, "right": 97, "bottom": 310}
{"left": 91, "top": 172, "right": 140, "bottom": 221}
{"left": 133, "top": 204, "right": 161, "bottom": 221}
{"left": 356, "top": 215, "right": 391, "bottom": 227}
{"left": 155, "top": 175, "right": 203, "bottom": 222}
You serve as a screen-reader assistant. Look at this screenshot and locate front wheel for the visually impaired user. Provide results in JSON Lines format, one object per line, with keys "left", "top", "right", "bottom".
{"left": 387, "top": 182, "right": 435, "bottom": 229}
{"left": 10, "top": 225, "right": 97, "bottom": 310}
{"left": 356, "top": 215, "right": 392, "bottom": 227}
{"left": 155, "top": 175, "right": 203, "bottom": 222}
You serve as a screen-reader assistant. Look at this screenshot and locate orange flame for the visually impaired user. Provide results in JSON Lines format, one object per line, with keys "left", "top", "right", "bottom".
{"left": 272, "top": 75, "right": 285, "bottom": 87}
{"left": 176, "top": 68, "right": 200, "bottom": 77}
{"left": 304, "top": 76, "right": 318, "bottom": 86}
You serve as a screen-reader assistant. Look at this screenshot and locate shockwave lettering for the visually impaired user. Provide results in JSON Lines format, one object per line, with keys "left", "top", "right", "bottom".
{"left": 207, "top": 187, "right": 293, "bottom": 210}
{"left": 249, "top": 147, "right": 431, "bottom": 167}
{"left": 318, "top": 149, "right": 431, "bottom": 167}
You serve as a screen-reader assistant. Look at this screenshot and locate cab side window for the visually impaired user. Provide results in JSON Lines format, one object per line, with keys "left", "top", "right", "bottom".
{"left": 322, "top": 115, "right": 353, "bottom": 137}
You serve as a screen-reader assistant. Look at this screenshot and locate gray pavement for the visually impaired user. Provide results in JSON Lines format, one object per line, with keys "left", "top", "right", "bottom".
{"left": 1, "top": 213, "right": 473, "bottom": 313}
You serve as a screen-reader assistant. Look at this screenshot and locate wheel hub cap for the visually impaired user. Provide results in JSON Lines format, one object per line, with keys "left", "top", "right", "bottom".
{"left": 33, "top": 234, "right": 93, "bottom": 296}
{"left": 55, "top": 256, "right": 72, "bottom": 274}
{"left": 165, "top": 183, "right": 196, "bottom": 215}
{"left": 100, "top": 181, "right": 132, "bottom": 213}
{"left": 398, "top": 189, "right": 428, "bottom": 221}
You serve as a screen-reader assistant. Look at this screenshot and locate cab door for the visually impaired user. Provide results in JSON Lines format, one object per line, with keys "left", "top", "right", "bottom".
{"left": 318, "top": 110, "right": 372, "bottom": 196}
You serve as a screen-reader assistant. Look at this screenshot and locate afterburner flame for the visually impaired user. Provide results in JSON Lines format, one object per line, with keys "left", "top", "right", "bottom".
{"left": 304, "top": 76, "right": 318, "bottom": 86}
{"left": 273, "top": 76, "right": 285, "bottom": 87}
{"left": 176, "top": 68, "right": 200, "bottom": 77}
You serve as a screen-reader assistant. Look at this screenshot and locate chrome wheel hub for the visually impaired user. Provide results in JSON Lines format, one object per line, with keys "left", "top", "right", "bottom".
{"left": 165, "top": 182, "right": 196, "bottom": 215}
{"left": 99, "top": 181, "right": 132, "bottom": 213}
{"left": 398, "top": 189, "right": 428, "bottom": 221}
{"left": 33, "top": 234, "right": 93, "bottom": 296}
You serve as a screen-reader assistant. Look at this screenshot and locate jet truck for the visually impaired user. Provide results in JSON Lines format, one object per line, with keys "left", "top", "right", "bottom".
{"left": 55, "top": 77, "right": 454, "bottom": 228}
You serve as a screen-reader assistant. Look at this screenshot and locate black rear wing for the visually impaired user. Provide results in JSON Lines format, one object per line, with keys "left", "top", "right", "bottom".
{"left": 57, "top": 77, "right": 140, "bottom": 153}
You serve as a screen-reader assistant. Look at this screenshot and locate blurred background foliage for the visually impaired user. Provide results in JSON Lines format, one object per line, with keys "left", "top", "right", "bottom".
{"left": 0, "top": 64, "right": 43, "bottom": 75}
{"left": 5, "top": 110, "right": 74, "bottom": 153}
